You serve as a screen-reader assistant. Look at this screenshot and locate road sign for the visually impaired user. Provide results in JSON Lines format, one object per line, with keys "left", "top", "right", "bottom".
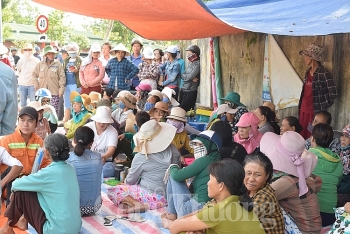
{"left": 38, "top": 34, "right": 47, "bottom": 42}
{"left": 36, "top": 15, "right": 49, "bottom": 34}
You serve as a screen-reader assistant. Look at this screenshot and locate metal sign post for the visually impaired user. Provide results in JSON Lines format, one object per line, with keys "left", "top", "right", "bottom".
{"left": 36, "top": 15, "right": 49, "bottom": 49}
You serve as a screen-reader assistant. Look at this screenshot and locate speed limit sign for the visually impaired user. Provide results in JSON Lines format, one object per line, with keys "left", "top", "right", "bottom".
{"left": 36, "top": 15, "right": 49, "bottom": 34}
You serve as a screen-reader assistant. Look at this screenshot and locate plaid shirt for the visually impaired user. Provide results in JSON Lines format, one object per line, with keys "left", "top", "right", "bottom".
{"left": 305, "top": 136, "right": 341, "bottom": 155}
{"left": 298, "top": 66, "right": 338, "bottom": 113}
{"left": 138, "top": 61, "right": 160, "bottom": 81}
{"left": 252, "top": 184, "right": 285, "bottom": 234}
{"left": 105, "top": 57, "right": 139, "bottom": 90}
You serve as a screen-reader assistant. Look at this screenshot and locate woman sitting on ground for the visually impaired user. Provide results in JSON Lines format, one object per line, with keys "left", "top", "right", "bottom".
{"left": 107, "top": 120, "right": 180, "bottom": 213}
{"left": 261, "top": 131, "right": 322, "bottom": 233}
{"left": 67, "top": 126, "right": 102, "bottom": 216}
{"left": 309, "top": 123, "right": 342, "bottom": 226}
{"left": 254, "top": 106, "right": 274, "bottom": 134}
{"left": 280, "top": 116, "right": 303, "bottom": 135}
{"left": 164, "top": 159, "right": 265, "bottom": 234}
{"left": 0, "top": 133, "right": 81, "bottom": 234}
{"left": 149, "top": 101, "right": 170, "bottom": 122}
{"left": 243, "top": 152, "right": 285, "bottom": 234}
{"left": 111, "top": 92, "right": 137, "bottom": 131}
{"left": 234, "top": 112, "right": 263, "bottom": 154}
{"left": 162, "top": 130, "right": 222, "bottom": 222}
{"left": 263, "top": 101, "right": 280, "bottom": 134}
{"left": 65, "top": 91, "right": 93, "bottom": 139}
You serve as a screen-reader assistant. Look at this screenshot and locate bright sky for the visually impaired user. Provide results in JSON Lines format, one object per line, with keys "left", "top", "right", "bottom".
{"left": 29, "top": 1, "right": 94, "bottom": 31}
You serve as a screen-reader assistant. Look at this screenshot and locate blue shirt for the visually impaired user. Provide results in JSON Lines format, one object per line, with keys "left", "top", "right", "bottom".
{"left": 65, "top": 61, "right": 76, "bottom": 84}
{"left": 105, "top": 57, "right": 139, "bottom": 90}
{"left": 159, "top": 60, "right": 181, "bottom": 87}
{"left": 67, "top": 149, "right": 103, "bottom": 207}
{"left": 12, "top": 161, "right": 82, "bottom": 234}
{"left": 0, "top": 62, "right": 17, "bottom": 136}
{"left": 126, "top": 53, "right": 142, "bottom": 87}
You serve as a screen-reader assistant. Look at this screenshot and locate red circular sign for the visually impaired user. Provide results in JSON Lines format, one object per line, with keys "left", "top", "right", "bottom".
{"left": 36, "top": 15, "right": 49, "bottom": 34}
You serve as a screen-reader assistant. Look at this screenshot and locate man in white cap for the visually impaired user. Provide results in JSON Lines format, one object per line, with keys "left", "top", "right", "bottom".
{"left": 126, "top": 38, "right": 143, "bottom": 90}
{"left": 17, "top": 43, "right": 40, "bottom": 107}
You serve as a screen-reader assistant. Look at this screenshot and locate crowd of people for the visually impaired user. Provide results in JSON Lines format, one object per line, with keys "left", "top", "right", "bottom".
{"left": 0, "top": 39, "right": 346, "bottom": 234}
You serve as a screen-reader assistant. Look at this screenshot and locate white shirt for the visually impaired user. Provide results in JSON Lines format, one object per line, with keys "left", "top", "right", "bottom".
{"left": 17, "top": 56, "right": 40, "bottom": 86}
{"left": 85, "top": 121, "right": 118, "bottom": 155}
{"left": 0, "top": 147, "right": 22, "bottom": 167}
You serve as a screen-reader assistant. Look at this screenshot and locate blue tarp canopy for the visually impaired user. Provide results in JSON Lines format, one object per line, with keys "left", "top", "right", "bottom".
{"left": 206, "top": 0, "right": 350, "bottom": 36}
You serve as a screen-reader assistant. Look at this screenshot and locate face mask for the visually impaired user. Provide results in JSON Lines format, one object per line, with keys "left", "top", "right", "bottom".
{"left": 166, "top": 119, "right": 185, "bottom": 133}
{"left": 69, "top": 53, "right": 77, "bottom": 58}
{"left": 193, "top": 145, "right": 207, "bottom": 160}
{"left": 24, "top": 51, "right": 32, "bottom": 58}
{"left": 144, "top": 102, "right": 155, "bottom": 111}
{"left": 163, "top": 97, "right": 170, "bottom": 103}
{"left": 133, "top": 124, "right": 139, "bottom": 133}
{"left": 220, "top": 115, "right": 227, "bottom": 121}
{"left": 187, "top": 53, "right": 199, "bottom": 62}
{"left": 118, "top": 101, "right": 126, "bottom": 109}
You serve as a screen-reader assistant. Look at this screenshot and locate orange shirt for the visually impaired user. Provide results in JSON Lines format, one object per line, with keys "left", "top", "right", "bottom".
{"left": 0, "top": 128, "right": 51, "bottom": 175}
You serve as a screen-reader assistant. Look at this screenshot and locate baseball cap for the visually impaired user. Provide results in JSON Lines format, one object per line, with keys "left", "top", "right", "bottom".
{"left": 19, "top": 106, "right": 39, "bottom": 122}
{"left": 164, "top": 45, "right": 178, "bottom": 54}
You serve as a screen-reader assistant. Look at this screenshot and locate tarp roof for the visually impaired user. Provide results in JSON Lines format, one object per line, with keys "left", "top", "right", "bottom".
{"left": 32, "top": 0, "right": 244, "bottom": 40}
{"left": 206, "top": 0, "right": 350, "bottom": 36}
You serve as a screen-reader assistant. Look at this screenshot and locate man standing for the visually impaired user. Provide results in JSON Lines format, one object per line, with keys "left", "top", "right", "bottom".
{"left": 126, "top": 38, "right": 143, "bottom": 90}
{"left": 17, "top": 43, "right": 40, "bottom": 107}
{"left": 33, "top": 45, "right": 66, "bottom": 115}
{"left": 0, "top": 106, "right": 51, "bottom": 205}
{"left": 100, "top": 42, "right": 112, "bottom": 87}
{"left": 10, "top": 48, "right": 20, "bottom": 66}
{"left": 0, "top": 61, "right": 17, "bottom": 135}
{"left": 33, "top": 46, "right": 42, "bottom": 61}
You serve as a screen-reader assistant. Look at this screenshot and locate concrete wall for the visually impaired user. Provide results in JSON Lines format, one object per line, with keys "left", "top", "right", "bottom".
{"left": 182, "top": 32, "right": 350, "bottom": 130}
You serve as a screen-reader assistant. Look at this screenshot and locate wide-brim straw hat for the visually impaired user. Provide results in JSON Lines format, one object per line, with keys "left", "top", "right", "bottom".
{"left": 91, "top": 106, "right": 114, "bottom": 123}
{"left": 70, "top": 91, "right": 93, "bottom": 112}
{"left": 89, "top": 91, "right": 101, "bottom": 103}
{"left": 133, "top": 120, "right": 177, "bottom": 157}
{"left": 149, "top": 90, "right": 163, "bottom": 101}
{"left": 299, "top": 43, "right": 325, "bottom": 62}
{"left": 120, "top": 92, "right": 137, "bottom": 109}
{"left": 27, "top": 101, "right": 50, "bottom": 112}
{"left": 216, "top": 104, "right": 238, "bottom": 115}
{"left": 110, "top": 43, "right": 130, "bottom": 56}
{"left": 161, "top": 87, "right": 179, "bottom": 107}
{"left": 22, "top": 43, "right": 33, "bottom": 50}
{"left": 149, "top": 102, "right": 170, "bottom": 116}
{"left": 166, "top": 107, "right": 187, "bottom": 122}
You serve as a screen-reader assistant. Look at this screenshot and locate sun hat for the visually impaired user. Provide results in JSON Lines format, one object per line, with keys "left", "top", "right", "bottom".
{"left": 186, "top": 45, "right": 200, "bottom": 55}
{"left": 236, "top": 112, "right": 260, "bottom": 128}
{"left": 27, "top": 101, "right": 50, "bottom": 112}
{"left": 263, "top": 101, "right": 276, "bottom": 112}
{"left": 50, "top": 41, "right": 59, "bottom": 48}
{"left": 89, "top": 91, "right": 101, "bottom": 103}
{"left": 166, "top": 107, "right": 187, "bottom": 123}
{"left": 299, "top": 43, "right": 325, "bottom": 62}
{"left": 70, "top": 91, "right": 93, "bottom": 112}
{"left": 0, "top": 44, "right": 8, "bottom": 54}
{"left": 66, "top": 42, "right": 79, "bottom": 54}
{"left": 96, "top": 99, "right": 112, "bottom": 108}
{"left": 136, "top": 83, "right": 152, "bottom": 92}
{"left": 90, "top": 42, "right": 101, "bottom": 53}
{"left": 133, "top": 119, "right": 176, "bottom": 158}
{"left": 19, "top": 106, "right": 38, "bottom": 122}
{"left": 91, "top": 106, "right": 114, "bottom": 124}
{"left": 162, "top": 87, "right": 179, "bottom": 107}
{"left": 110, "top": 43, "right": 129, "bottom": 55}
{"left": 115, "top": 90, "right": 131, "bottom": 100}
{"left": 260, "top": 131, "right": 318, "bottom": 196}
{"left": 142, "top": 46, "right": 154, "bottom": 59}
{"left": 342, "top": 124, "right": 350, "bottom": 138}
{"left": 149, "top": 102, "right": 170, "bottom": 116}
{"left": 164, "top": 45, "right": 178, "bottom": 54}
{"left": 22, "top": 43, "right": 33, "bottom": 50}
{"left": 131, "top": 38, "right": 143, "bottom": 46}
{"left": 216, "top": 104, "right": 237, "bottom": 115}
{"left": 220, "top": 92, "right": 245, "bottom": 107}
{"left": 120, "top": 92, "right": 137, "bottom": 109}
{"left": 43, "top": 45, "right": 58, "bottom": 55}
{"left": 149, "top": 90, "right": 163, "bottom": 100}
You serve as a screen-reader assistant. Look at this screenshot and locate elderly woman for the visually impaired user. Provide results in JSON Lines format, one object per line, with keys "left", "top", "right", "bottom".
{"left": 67, "top": 126, "right": 103, "bottom": 216}
{"left": 280, "top": 116, "right": 303, "bottom": 135}
{"left": 149, "top": 101, "right": 170, "bottom": 122}
{"left": 254, "top": 106, "right": 274, "bottom": 134}
{"left": 243, "top": 152, "right": 285, "bottom": 234}
{"left": 261, "top": 131, "right": 322, "bottom": 233}
{"left": 0, "top": 133, "right": 81, "bottom": 234}
{"left": 79, "top": 42, "right": 105, "bottom": 95}
{"left": 309, "top": 123, "right": 342, "bottom": 226}
{"left": 298, "top": 43, "right": 338, "bottom": 139}
{"left": 107, "top": 120, "right": 180, "bottom": 213}
{"left": 138, "top": 46, "right": 160, "bottom": 90}
{"left": 164, "top": 159, "right": 265, "bottom": 234}
{"left": 162, "top": 131, "right": 221, "bottom": 222}
{"left": 85, "top": 106, "right": 118, "bottom": 164}
{"left": 234, "top": 112, "right": 263, "bottom": 154}
{"left": 111, "top": 92, "right": 137, "bottom": 131}
{"left": 65, "top": 91, "right": 93, "bottom": 139}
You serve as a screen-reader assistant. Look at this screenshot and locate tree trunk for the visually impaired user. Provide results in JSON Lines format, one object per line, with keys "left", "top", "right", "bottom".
{"left": 103, "top": 20, "right": 114, "bottom": 42}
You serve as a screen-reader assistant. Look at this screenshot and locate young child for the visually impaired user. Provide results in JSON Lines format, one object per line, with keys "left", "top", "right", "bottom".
{"left": 27, "top": 101, "right": 51, "bottom": 140}
{"left": 338, "top": 124, "right": 350, "bottom": 194}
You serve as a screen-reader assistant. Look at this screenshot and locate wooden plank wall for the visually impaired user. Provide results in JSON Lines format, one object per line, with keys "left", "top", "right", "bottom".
{"left": 182, "top": 32, "right": 350, "bottom": 130}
